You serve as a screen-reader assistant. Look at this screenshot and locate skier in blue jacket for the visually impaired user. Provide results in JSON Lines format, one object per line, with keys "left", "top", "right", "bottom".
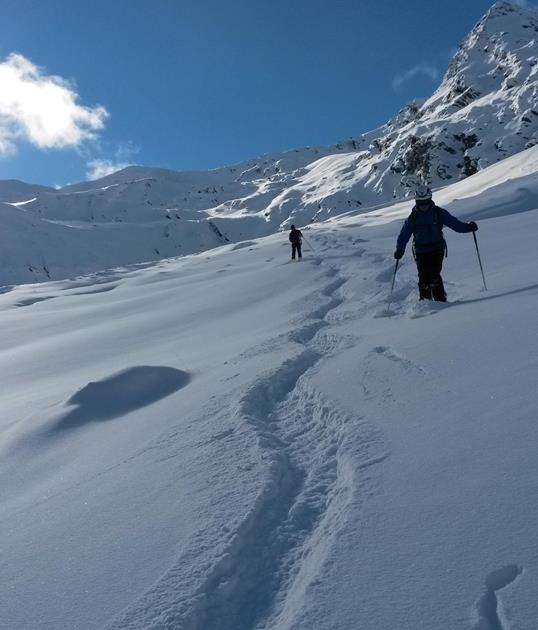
{"left": 394, "top": 185, "right": 478, "bottom": 301}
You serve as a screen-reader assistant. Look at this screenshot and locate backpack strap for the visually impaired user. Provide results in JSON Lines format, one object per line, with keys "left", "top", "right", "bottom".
{"left": 410, "top": 207, "right": 417, "bottom": 229}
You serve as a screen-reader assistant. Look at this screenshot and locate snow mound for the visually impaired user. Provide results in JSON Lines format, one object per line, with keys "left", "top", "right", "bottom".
{"left": 55, "top": 366, "right": 191, "bottom": 430}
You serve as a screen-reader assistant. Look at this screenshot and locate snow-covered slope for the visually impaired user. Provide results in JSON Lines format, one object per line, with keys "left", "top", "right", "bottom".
{"left": 0, "top": 179, "right": 53, "bottom": 202}
{"left": 1, "top": 134, "right": 538, "bottom": 630}
{"left": 1, "top": 1, "right": 536, "bottom": 286}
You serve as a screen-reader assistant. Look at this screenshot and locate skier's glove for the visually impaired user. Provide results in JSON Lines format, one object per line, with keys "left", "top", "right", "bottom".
{"left": 394, "top": 249, "right": 404, "bottom": 260}
{"left": 468, "top": 221, "right": 478, "bottom": 231}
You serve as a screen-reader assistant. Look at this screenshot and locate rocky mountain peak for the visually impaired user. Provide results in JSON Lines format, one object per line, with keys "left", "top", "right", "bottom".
{"left": 1, "top": 2, "right": 537, "bottom": 285}
{"left": 346, "top": 1, "right": 538, "bottom": 199}
{"left": 433, "top": 1, "right": 536, "bottom": 109}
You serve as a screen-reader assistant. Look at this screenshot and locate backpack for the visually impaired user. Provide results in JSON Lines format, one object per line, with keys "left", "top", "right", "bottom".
{"left": 410, "top": 204, "right": 441, "bottom": 227}
{"left": 289, "top": 229, "right": 302, "bottom": 244}
{"left": 410, "top": 205, "right": 448, "bottom": 257}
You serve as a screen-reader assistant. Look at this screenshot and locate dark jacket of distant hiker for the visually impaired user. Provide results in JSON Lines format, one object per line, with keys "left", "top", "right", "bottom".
{"left": 289, "top": 225, "right": 303, "bottom": 260}
{"left": 394, "top": 195, "right": 477, "bottom": 301}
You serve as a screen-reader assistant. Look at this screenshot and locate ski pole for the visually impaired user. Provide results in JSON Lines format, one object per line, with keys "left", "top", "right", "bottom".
{"left": 302, "top": 235, "right": 316, "bottom": 252}
{"left": 472, "top": 232, "right": 487, "bottom": 291}
{"left": 386, "top": 259, "right": 399, "bottom": 311}
{"left": 390, "top": 259, "right": 399, "bottom": 296}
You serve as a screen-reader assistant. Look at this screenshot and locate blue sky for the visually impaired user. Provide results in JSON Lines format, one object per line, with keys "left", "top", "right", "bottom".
{"left": 0, "top": 0, "right": 519, "bottom": 185}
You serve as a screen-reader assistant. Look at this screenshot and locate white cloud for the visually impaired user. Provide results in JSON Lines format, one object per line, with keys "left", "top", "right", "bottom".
{"left": 86, "top": 158, "right": 132, "bottom": 180}
{"left": 392, "top": 63, "right": 440, "bottom": 91}
{"left": 85, "top": 142, "right": 139, "bottom": 180}
{"left": 0, "top": 53, "right": 109, "bottom": 156}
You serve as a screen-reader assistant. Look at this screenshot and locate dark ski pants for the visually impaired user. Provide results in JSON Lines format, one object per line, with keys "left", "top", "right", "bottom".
{"left": 291, "top": 243, "right": 302, "bottom": 259}
{"left": 415, "top": 249, "right": 446, "bottom": 301}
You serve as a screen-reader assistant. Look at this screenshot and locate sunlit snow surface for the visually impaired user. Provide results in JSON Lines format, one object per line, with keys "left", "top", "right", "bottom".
{"left": 1, "top": 148, "right": 538, "bottom": 629}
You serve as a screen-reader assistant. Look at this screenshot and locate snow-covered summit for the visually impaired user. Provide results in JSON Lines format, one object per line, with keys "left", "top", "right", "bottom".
{"left": 422, "top": 0, "right": 538, "bottom": 141}
{"left": 0, "top": 1, "right": 537, "bottom": 285}
{"left": 444, "top": 0, "right": 537, "bottom": 88}
{"left": 348, "top": 0, "right": 538, "bottom": 195}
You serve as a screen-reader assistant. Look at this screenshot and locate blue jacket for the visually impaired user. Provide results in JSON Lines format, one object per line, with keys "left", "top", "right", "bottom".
{"left": 396, "top": 203, "right": 473, "bottom": 255}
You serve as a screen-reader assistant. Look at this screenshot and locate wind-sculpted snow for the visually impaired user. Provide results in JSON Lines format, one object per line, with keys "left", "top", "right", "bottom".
{"left": 53, "top": 366, "right": 191, "bottom": 431}
{"left": 1, "top": 2, "right": 537, "bottom": 286}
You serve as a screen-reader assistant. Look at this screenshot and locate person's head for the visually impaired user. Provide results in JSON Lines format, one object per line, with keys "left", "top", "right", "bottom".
{"left": 290, "top": 224, "right": 296, "bottom": 230}
{"left": 414, "top": 185, "right": 433, "bottom": 210}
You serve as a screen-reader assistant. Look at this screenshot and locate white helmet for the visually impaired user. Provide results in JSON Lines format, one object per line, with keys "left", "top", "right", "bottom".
{"left": 414, "top": 185, "right": 432, "bottom": 201}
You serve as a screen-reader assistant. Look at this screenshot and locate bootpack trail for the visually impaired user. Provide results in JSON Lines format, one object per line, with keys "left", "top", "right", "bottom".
{"left": 106, "top": 233, "right": 390, "bottom": 630}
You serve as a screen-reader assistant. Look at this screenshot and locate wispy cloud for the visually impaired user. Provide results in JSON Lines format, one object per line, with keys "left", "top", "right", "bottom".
{"left": 86, "top": 159, "right": 129, "bottom": 179}
{"left": 86, "top": 142, "right": 139, "bottom": 180}
{"left": 392, "top": 63, "right": 440, "bottom": 91}
{"left": 0, "top": 53, "right": 109, "bottom": 156}
{"left": 86, "top": 158, "right": 132, "bottom": 180}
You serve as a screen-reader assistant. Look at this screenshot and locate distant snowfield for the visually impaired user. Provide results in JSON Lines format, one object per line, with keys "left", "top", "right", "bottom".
{"left": 1, "top": 148, "right": 538, "bottom": 629}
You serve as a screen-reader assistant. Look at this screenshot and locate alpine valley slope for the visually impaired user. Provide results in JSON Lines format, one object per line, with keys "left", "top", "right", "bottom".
{"left": 1, "top": 0, "right": 537, "bottom": 286}
{"left": 1, "top": 145, "right": 537, "bottom": 629}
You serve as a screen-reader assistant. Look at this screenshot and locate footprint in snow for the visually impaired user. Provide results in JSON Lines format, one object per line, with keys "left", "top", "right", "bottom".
{"left": 72, "top": 284, "right": 117, "bottom": 296}
{"left": 472, "top": 565, "right": 522, "bottom": 630}
{"left": 231, "top": 241, "right": 256, "bottom": 251}
{"left": 407, "top": 300, "right": 450, "bottom": 319}
{"left": 15, "top": 296, "right": 56, "bottom": 307}
{"left": 370, "top": 346, "right": 424, "bottom": 373}
{"left": 61, "top": 271, "right": 123, "bottom": 290}
{"left": 373, "top": 308, "right": 396, "bottom": 319}
{"left": 375, "top": 266, "right": 395, "bottom": 283}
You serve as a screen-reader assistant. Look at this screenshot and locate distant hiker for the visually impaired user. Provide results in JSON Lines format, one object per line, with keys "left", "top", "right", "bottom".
{"left": 394, "top": 185, "right": 478, "bottom": 301}
{"left": 289, "top": 224, "right": 303, "bottom": 260}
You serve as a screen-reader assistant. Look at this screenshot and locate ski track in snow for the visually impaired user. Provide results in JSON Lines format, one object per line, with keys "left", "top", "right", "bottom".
{"left": 106, "top": 237, "right": 389, "bottom": 630}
